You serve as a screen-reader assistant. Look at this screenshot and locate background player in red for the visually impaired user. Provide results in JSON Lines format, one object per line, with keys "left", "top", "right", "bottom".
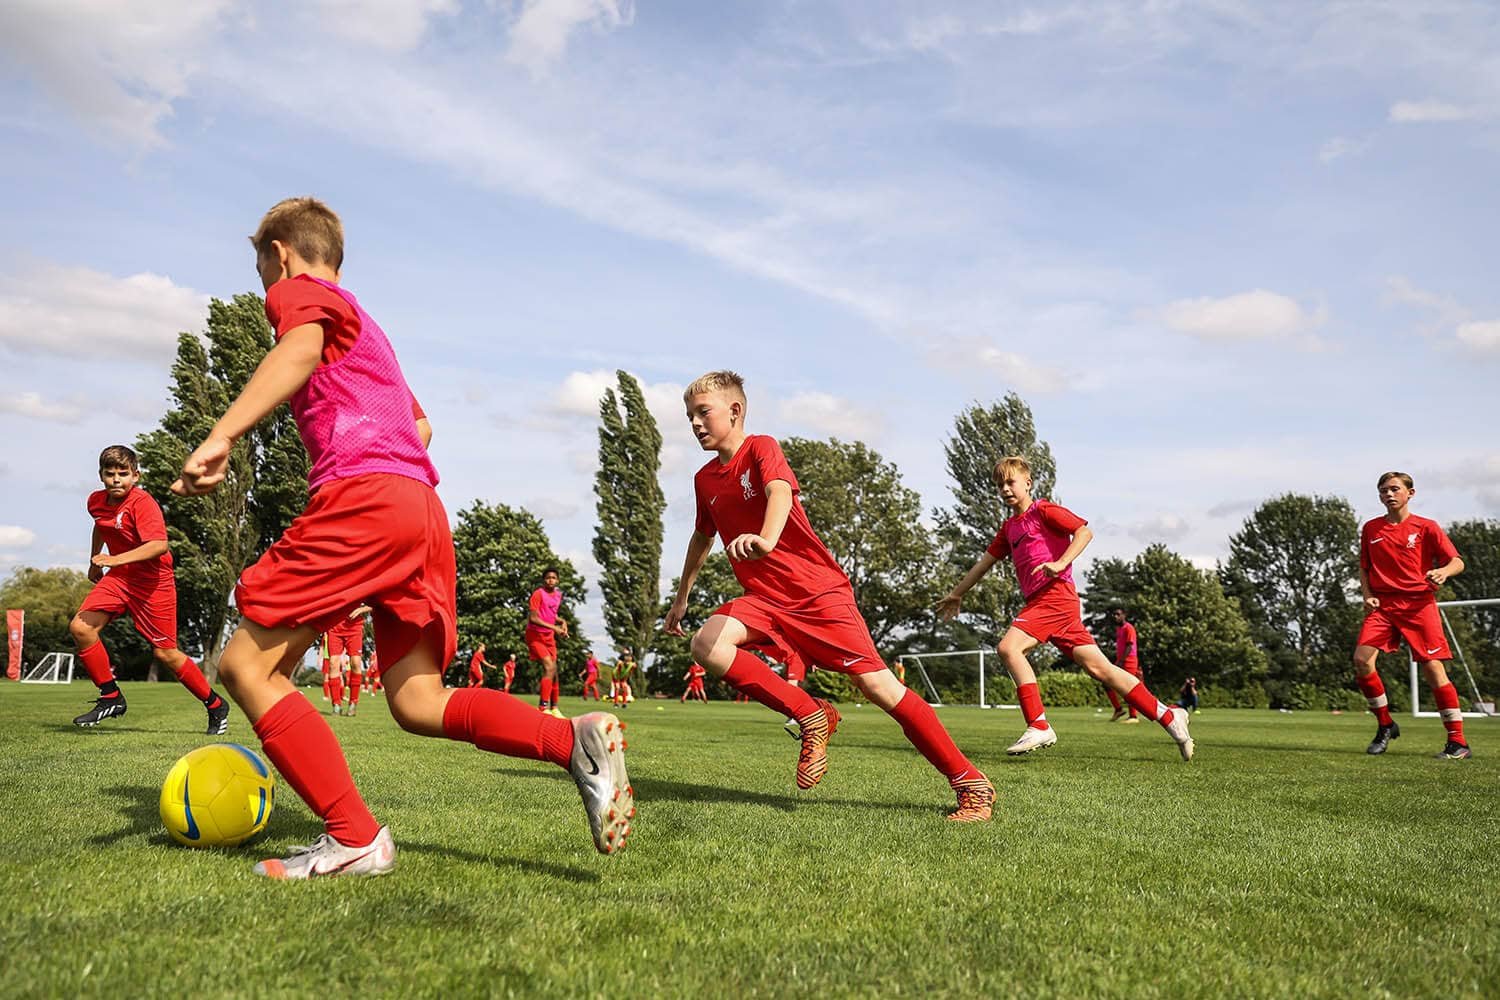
{"left": 939, "top": 457, "right": 1192, "bottom": 760}
{"left": 319, "top": 633, "right": 333, "bottom": 702}
{"left": 1109, "top": 607, "right": 1142, "bottom": 723}
{"left": 526, "top": 568, "right": 568, "bottom": 717}
{"left": 329, "top": 605, "right": 369, "bottom": 715}
{"left": 580, "top": 652, "right": 602, "bottom": 700}
{"left": 366, "top": 649, "right": 383, "bottom": 693}
{"left": 1354, "top": 471, "right": 1469, "bottom": 758}
{"left": 500, "top": 651, "right": 516, "bottom": 693}
{"left": 681, "top": 663, "right": 709, "bottom": 703}
{"left": 69, "top": 445, "right": 230, "bottom": 734}
{"left": 664, "top": 371, "right": 994, "bottom": 821}
{"left": 468, "top": 643, "right": 496, "bottom": 688}
{"left": 170, "top": 197, "right": 632, "bottom": 878}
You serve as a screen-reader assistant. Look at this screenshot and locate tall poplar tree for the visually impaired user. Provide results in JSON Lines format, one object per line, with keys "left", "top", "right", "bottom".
{"left": 592, "top": 371, "right": 666, "bottom": 682}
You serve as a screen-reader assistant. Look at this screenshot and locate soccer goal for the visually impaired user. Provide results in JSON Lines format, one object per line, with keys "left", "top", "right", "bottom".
{"left": 1409, "top": 598, "right": 1497, "bottom": 719}
{"left": 20, "top": 652, "right": 74, "bottom": 684}
{"left": 895, "top": 650, "right": 1018, "bottom": 709}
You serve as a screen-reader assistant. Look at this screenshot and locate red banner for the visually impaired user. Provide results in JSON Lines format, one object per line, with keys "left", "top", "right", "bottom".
{"left": 5, "top": 609, "right": 22, "bottom": 681}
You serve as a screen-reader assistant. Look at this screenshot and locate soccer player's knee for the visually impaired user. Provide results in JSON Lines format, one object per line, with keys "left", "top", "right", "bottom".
{"left": 152, "top": 646, "right": 185, "bottom": 669}
{"left": 688, "top": 629, "right": 717, "bottom": 663}
{"left": 69, "top": 615, "right": 96, "bottom": 644}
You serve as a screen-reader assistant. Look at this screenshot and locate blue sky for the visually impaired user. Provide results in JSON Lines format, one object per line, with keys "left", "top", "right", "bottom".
{"left": 2, "top": 0, "right": 1498, "bottom": 644}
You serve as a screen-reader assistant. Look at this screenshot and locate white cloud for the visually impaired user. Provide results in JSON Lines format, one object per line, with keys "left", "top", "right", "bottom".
{"left": 776, "top": 391, "right": 880, "bottom": 440}
{"left": 1388, "top": 100, "right": 1479, "bottom": 124}
{"left": 0, "top": 391, "right": 85, "bottom": 424}
{"left": 0, "top": 526, "right": 37, "bottom": 548}
{"left": 928, "top": 338, "right": 1070, "bottom": 394}
{"left": 1317, "top": 135, "right": 1370, "bottom": 164}
{"left": 0, "top": 263, "right": 205, "bottom": 363}
{"left": 1159, "top": 290, "right": 1322, "bottom": 343}
{"left": 1128, "top": 513, "right": 1191, "bottom": 544}
{"left": 507, "top": 0, "right": 635, "bottom": 75}
{"left": 308, "top": 0, "right": 458, "bottom": 51}
{"left": 525, "top": 497, "right": 582, "bottom": 521}
{"left": 1455, "top": 320, "right": 1500, "bottom": 353}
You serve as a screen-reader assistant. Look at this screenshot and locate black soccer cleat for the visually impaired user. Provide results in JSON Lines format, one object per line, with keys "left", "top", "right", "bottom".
{"left": 74, "top": 695, "right": 128, "bottom": 728}
{"left": 1436, "top": 740, "right": 1472, "bottom": 760}
{"left": 206, "top": 699, "right": 231, "bottom": 736}
{"left": 1366, "top": 721, "right": 1399, "bottom": 755}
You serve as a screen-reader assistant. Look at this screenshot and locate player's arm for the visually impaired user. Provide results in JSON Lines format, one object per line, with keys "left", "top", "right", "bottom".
{"left": 936, "top": 551, "right": 1001, "bottom": 620}
{"left": 87, "top": 525, "right": 104, "bottom": 582}
{"left": 1428, "top": 554, "right": 1464, "bottom": 587}
{"left": 93, "top": 538, "right": 170, "bottom": 568}
{"left": 726, "top": 479, "right": 792, "bottom": 561}
{"left": 1359, "top": 562, "right": 1378, "bottom": 610}
{"left": 172, "top": 324, "right": 322, "bottom": 495}
{"left": 665, "top": 530, "right": 716, "bottom": 635}
{"left": 416, "top": 417, "right": 432, "bottom": 449}
{"left": 1036, "top": 524, "right": 1093, "bottom": 580}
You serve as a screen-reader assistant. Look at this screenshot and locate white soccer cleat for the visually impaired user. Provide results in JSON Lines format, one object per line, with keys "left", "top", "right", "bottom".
{"left": 569, "top": 712, "right": 634, "bottom": 855}
{"left": 1166, "top": 711, "right": 1194, "bottom": 761}
{"left": 1005, "top": 725, "right": 1058, "bottom": 755}
{"left": 254, "top": 826, "right": 396, "bottom": 880}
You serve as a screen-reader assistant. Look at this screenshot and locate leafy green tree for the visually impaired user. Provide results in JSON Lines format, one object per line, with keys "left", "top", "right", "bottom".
{"left": 932, "top": 395, "right": 1057, "bottom": 646}
{"left": 1222, "top": 494, "right": 1361, "bottom": 698}
{"left": 1082, "top": 545, "right": 1267, "bottom": 694}
{"left": 134, "top": 294, "right": 308, "bottom": 674}
{"left": 780, "top": 437, "right": 939, "bottom": 646}
{"left": 452, "top": 500, "right": 587, "bottom": 691}
{"left": 0, "top": 566, "right": 152, "bottom": 679}
{"left": 592, "top": 371, "right": 666, "bottom": 682}
{"left": 1447, "top": 519, "right": 1500, "bottom": 645}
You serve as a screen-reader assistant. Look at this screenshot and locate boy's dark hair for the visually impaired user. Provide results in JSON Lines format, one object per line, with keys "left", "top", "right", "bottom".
{"left": 98, "top": 445, "right": 139, "bottom": 471}
{"left": 1110, "top": 606, "right": 1126, "bottom": 614}
{"left": 542, "top": 566, "right": 560, "bottom": 577}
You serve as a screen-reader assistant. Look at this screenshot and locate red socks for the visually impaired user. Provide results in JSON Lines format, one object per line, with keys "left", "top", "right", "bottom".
{"left": 330, "top": 675, "right": 345, "bottom": 706}
{"left": 1016, "top": 682, "right": 1049, "bottom": 731}
{"left": 78, "top": 640, "right": 115, "bottom": 689}
{"left": 1356, "top": 671, "right": 1394, "bottom": 726}
{"left": 173, "top": 657, "right": 212, "bottom": 701}
{"left": 348, "top": 673, "right": 362, "bottom": 705}
{"left": 1434, "top": 683, "right": 1467, "bottom": 745}
{"left": 254, "top": 693, "right": 379, "bottom": 847}
{"left": 1106, "top": 689, "right": 1122, "bottom": 711}
{"left": 723, "top": 648, "right": 819, "bottom": 720}
{"left": 1124, "top": 682, "right": 1175, "bottom": 726}
{"left": 888, "top": 689, "right": 977, "bottom": 780}
{"left": 443, "top": 688, "right": 573, "bottom": 768}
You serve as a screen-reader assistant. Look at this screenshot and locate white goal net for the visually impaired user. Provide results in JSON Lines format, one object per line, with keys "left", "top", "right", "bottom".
{"left": 1410, "top": 598, "right": 1497, "bottom": 719}
{"left": 895, "top": 649, "right": 1018, "bottom": 709}
{"left": 20, "top": 652, "right": 74, "bottom": 684}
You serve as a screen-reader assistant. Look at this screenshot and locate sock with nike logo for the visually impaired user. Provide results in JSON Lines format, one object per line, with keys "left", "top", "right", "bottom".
{"left": 443, "top": 687, "right": 573, "bottom": 767}
{"left": 888, "top": 688, "right": 975, "bottom": 779}
{"left": 254, "top": 692, "right": 380, "bottom": 848}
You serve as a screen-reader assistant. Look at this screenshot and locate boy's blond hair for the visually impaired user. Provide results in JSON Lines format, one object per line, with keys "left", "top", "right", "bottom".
{"left": 683, "top": 370, "right": 747, "bottom": 406}
{"left": 1378, "top": 471, "right": 1414, "bottom": 490}
{"left": 249, "top": 197, "right": 344, "bottom": 270}
{"left": 993, "top": 455, "right": 1032, "bottom": 484}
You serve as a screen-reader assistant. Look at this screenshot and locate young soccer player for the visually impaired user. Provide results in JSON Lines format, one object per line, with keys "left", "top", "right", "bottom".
{"left": 580, "top": 653, "right": 602, "bottom": 701}
{"left": 319, "top": 632, "right": 333, "bottom": 702}
{"left": 500, "top": 651, "right": 516, "bottom": 693}
{"left": 610, "top": 650, "right": 636, "bottom": 707}
{"left": 1354, "top": 472, "right": 1469, "bottom": 758}
{"left": 938, "top": 457, "right": 1193, "bottom": 761}
{"left": 681, "top": 663, "right": 709, "bottom": 703}
{"left": 366, "top": 649, "right": 383, "bottom": 693}
{"left": 1109, "top": 607, "right": 1142, "bottom": 723}
{"left": 664, "top": 371, "right": 994, "bottom": 821}
{"left": 170, "top": 197, "right": 632, "bottom": 877}
{"left": 468, "top": 642, "right": 496, "bottom": 688}
{"left": 69, "top": 445, "right": 230, "bottom": 734}
{"left": 526, "top": 568, "right": 568, "bottom": 717}
{"left": 328, "top": 604, "right": 369, "bottom": 715}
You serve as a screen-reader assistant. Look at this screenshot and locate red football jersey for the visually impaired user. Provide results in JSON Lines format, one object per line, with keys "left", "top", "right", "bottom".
{"left": 1115, "top": 622, "right": 1138, "bottom": 666}
{"left": 88, "top": 487, "right": 172, "bottom": 580}
{"left": 688, "top": 664, "right": 707, "bottom": 680}
{"left": 693, "top": 435, "right": 849, "bottom": 606}
{"left": 1361, "top": 514, "right": 1458, "bottom": 597}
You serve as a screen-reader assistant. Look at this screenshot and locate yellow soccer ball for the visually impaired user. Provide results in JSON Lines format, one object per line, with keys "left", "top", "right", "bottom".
{"left": 160, "top": 743, "right": 276, "bottom": 848}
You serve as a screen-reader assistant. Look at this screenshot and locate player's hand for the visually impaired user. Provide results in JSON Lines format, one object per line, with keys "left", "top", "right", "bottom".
{"left": 1426, "top": 568, "right": 1450, "bottom": 588}
{"left": 1364, "top": 595, "right": 1380, "bottom": 611}
{"left": 556, "top": 621, "right": 570, "bottom": 638}
{"left": 91, "top": 553, "right": 117, "bottom": 568}
{"left": 726, "top": 533, "right": 771, "bottom": 561}
{"left": 1033, "top": 560, "right": 1067, "bottom": 579}
{"left": 87, "top": 563, "right": 104, "bottom": 583}
{"left": 172, "top": 435, "right": 234, "bottom": 496}
{"left": 664, "top": 599, "right": 689, "bottom": 636}
{"left": 935, "top": 593, "right": 962, "bottom": 621}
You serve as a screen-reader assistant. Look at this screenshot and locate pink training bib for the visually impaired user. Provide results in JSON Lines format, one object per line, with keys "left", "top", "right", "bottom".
{"left": 1004, "top": 502, "right": 1077, "bottom": 601}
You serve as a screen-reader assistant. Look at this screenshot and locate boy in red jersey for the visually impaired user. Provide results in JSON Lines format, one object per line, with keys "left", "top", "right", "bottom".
{"left": 664, "top": 371, "right": 994, "bottom": 821}
{"left": 319, "top": 633, "right": 333, "bottom": 702}
{"left": 69, "top": 445, "right": 230, "bottom": 734}
{"left": 500, "top": 651, "right": 516, "bottom": 693}
{"left": 1108, "top": 607, "right": 1142, "bottom": 723}
{"left": 681, "top": 663, "right": 709, "bottom": 702}
{"left": 580, "top": 653, "right": 602, "bottom": 700}
{"left": 171, "top": 198, "right": 632, "bottom": 878}
{"left": 366, "top": 650, "right": 382, "bottom": 693}
{"left": 328, "top": 605, "right": 369, "bottom": 715}
{"left": 1354, "top": 472, "right": 1469, "bottom": 758}
{"left": 939, "top": 457, "right": 1192, "bottom": 761}
{"left": 468, "top": 643, "right": 496, "bottom": 688}
{"left": 526, "top": 568, "right": 568, "bottom": 717}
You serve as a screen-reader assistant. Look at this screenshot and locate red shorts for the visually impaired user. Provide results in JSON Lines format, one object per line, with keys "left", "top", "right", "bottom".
{"left": 1011, "top": 586, "right": 1096, "bottom": 658}
{"left": 79, "top": 571, "right": 179, "bottom": 649}
{"left": 780, "top": 646, "right": 808, "bottom": 682}
{"left": 1122, "top": 662, "right": 1141, "bottom": 678}
{"left": 714, "top": 590, "right": 884, "bottom": 675}
{"left": 327, "top": 621, "right": 365, "bottom": 658}
{"left": 1358, "top": 597, "right": 1451, "bottom": 660}
{"left": 688, "top": 679, "right": 706, "bottom": 692}
{"left": 235, "top": 474, "right": 457, "bottom": 668}
{"left": 525, "top": 629, "right": 557, "bottom": 662}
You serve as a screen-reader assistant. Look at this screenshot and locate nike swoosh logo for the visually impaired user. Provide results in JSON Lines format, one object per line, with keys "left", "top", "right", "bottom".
{"left": 709, "top": 497, "right": 718, "bottom": 505}
{"left": 183, "top": 775, "right": 200, "bottom": 840}
{"left": 318, "top": 848, "right": 377, "bottom": 876}
{"left": 1426, "top": 647, "right": 1442, "bottom": 655}
{"left": 581, "top": 743, "right": 601, "bottom": 776}
{"left": 841, "top": 657, "right": 864, "bottom": 667}
{"left": 1370, "top": 537, "right": 1385, "bottom": 543}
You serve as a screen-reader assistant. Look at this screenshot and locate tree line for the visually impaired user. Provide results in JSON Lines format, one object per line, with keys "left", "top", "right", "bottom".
{"left": 3, "top": 292, "right": 1497, "bottom": 708}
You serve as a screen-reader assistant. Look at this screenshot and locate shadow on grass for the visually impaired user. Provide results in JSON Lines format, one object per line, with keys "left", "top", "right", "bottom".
{"left": 399, "top": 840, "right": 599, "bottom": 883}
{"left": 42, "top": 722, "right": 150, "bottom": 735}
{"left": 88, "top": 784, "right": 170, "bottom": 846}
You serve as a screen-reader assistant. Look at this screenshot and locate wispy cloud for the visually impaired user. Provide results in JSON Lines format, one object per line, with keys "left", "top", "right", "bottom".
{"left": 1388, "top": 100, "right": 1479, "bottom": 124}
{"left": 507, "top": 0, "right": 635, "bottom": 75}
{"left": 1159, "top": 290, "right": 1324, "bottom": 345}
{"left": 1455, "top": 320, "right": 1500, "bottom": 354}
{"left": 0, "top": 525, "right": 37, "bottom": 548}
{"left": 0, "top": 262, "right": 204, "bottom": 363}
{"left": 777, "top": 391, "right": 881, "bottom": 439}
{"left": 0, "top": 391, "right": 84, "bottom": 424}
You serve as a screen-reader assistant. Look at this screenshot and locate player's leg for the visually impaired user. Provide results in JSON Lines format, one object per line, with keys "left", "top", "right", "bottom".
{"left": 152, "top": 645, "right": 231, "bottom": 734}
{"left": 1423, "top": 659, "right": 1471, "bottom": 758}
{"left": 69, "top": 605, "right": 127, "bottom": 726}
{"left": 129, "top": 581, "right": 230, "bottom": 732}
{"left": 996, "top": 626, "right": 1057, "bottom": 754}
{"left": 542, "top": 655, "right": 562, "bottom": 715}
{"left": 1354, "top": 605, "right": 1401, "bottom": 753}
{"left": 329, "top": 652, "right": 346, "bottom": 715}
{"left": 1107, "top": 686, "right": 1125, "bottom": 721}
{"left": 1072, "top": 645, "right": 1191, "bottom": 760}
{"left": 347, "top": 654, "right": 363, "bottom": 716}
{"left": 1125, "top": 669, "right": 1142, "bottom": 721}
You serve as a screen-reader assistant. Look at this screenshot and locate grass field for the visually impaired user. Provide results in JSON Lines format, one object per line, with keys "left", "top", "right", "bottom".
{"left": 2, "top": 682, "right": 1497, "bottom": 999}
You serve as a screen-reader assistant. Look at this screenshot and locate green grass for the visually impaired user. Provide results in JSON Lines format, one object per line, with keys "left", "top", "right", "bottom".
{"left": 2, "top": 683, "right": 1496, "bottom": 999}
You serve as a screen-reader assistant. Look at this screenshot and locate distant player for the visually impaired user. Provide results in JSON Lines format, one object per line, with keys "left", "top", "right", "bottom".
{"left": 500, "top": 651, "right": 516, "bottom": 693}
{"left": 1354, "top": 471, "right": 1470, "bottom": 759}
{"left": 69, "top": 445, "right": 230, "bottom": 734}
{"left": 939, "top": 456, "right": 1192, "bottom": 761}
{"left": 611, "top": 651, "right": 636, "bottom": 707}
{"left": 681, "top": 663, "right": 709, "bottom": 703}
{"left": 329, "top": 604, "right": 369, "bottom": 715}
{"left": 366, "top": 649, "right": 382, "bottom": 694}
{"left": 526, "top": 568, "right": 568, "bottom": 718}
{"left": 1177, "top": 676, "right": 1199, "bottom": 714}
{"left": 468, "top": 643, "right": 496, "bottom": 688}
{"left": 664, "top": 371, "right": 994, "bottom": 821}
{"left": 580, "top": 653, "right": 602, "bottom": 700}
{"left": 169, "top": 197, "right": 631, "bottom": 878}
{"left": 1109, "top": 607, "right": 1142, "bottom": 723}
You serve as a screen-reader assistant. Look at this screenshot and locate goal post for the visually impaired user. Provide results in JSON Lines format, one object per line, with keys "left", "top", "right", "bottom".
{"left": 895, "top": 649, "right": 1018, "bottom": 709}
{"left": 20, "top": 652, "right": 75, "bottom": 684}
{"left": 1410, "top": 598, "right": 1497, "bottom": 719}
